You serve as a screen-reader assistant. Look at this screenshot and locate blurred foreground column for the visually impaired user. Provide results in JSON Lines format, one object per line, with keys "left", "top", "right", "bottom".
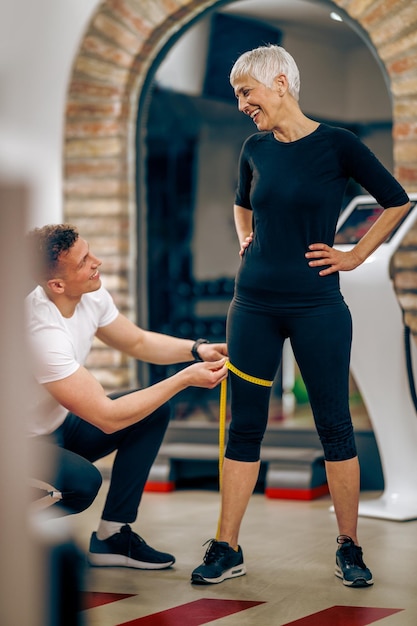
{"left": 0, "top": 181, "right": 44, "bottom": 626}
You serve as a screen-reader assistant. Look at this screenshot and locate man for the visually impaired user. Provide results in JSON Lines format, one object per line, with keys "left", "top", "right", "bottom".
{"left": 26, "top": 224, "right": 228, "bottom": 569}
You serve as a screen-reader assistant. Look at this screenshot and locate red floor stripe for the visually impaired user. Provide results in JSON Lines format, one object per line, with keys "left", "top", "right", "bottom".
{"left": 282, "top": 605, "right": 403, "bottom": 625}
{"left": 116, "top": 598, "right": 265, "bottom": 625}
{"left": 81, "top": 591, "right": 137, "bottom": 610}
{"left": 144, "top": 481, "right": 175, "bottom": 492}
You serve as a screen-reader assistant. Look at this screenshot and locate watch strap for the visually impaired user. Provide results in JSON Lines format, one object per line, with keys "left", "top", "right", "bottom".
{"left": 191, "top": 338, "right": 209, "bottom": 361}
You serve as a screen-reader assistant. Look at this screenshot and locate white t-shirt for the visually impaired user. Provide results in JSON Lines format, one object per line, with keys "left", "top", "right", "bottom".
{"left": 26, "top": 285, "right": 119, "bottom": 436}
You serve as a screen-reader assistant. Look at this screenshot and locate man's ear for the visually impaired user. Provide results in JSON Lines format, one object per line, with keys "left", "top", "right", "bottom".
{"left": 46, "top": 278, "right": 65, "bottom": 294}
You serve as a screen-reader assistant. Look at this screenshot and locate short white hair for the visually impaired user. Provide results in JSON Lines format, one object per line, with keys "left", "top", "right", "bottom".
{"left": 230, "top": 44, "right": 300, "bottom": 101}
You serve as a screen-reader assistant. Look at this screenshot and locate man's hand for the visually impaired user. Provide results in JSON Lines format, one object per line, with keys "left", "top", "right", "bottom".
{"left": 305, "top": 243, "right": 362, "bottom": 276}
{"left": 183, "top": 358, "right": 228, "bottom": 389}
{"left": 197, "top": 342, "right": 228, "bottom": 361}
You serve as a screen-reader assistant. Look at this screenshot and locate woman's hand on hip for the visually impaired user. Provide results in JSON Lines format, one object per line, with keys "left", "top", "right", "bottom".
{"left": 239, "top": 232, "right": 253, "bottom": 257}
{"left": 306, "top": 243, "right": 362, "bottom": 276}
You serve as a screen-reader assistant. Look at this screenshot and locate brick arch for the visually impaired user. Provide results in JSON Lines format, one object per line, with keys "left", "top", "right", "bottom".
{"left": 63, "top": 0, "right": 417, "bottom": 388}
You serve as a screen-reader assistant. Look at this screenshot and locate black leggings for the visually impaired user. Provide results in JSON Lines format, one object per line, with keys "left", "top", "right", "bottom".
{"left": 31, "top": 391, "right": 170, "bottom": 522}
{"left": 226, "top": 298, "right": 356, "bottom": 462}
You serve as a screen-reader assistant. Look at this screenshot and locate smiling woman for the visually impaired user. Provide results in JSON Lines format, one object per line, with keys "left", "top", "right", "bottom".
{"left": 190, "top": 42, "right": 410, "bottom": 587}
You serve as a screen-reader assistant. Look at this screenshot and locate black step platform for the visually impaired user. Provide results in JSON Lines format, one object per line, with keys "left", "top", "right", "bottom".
{"left": 145, "top": 421, "right": 383, "bottom": 500}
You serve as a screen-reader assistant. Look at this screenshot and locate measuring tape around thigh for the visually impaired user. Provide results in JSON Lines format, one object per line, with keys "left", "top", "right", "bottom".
{"left": 216, "top": 360, "right": 273, "bottom": 539}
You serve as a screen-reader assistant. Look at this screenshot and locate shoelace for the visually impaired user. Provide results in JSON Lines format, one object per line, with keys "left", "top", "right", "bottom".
{"left": 202, "top": 539, "right": 228, "bottom": 564}
{"left": 337, "top": 536, "right": 366, "bottom": 569}
{"left": 120, "top": 524, "right": 145, "bottom": 556}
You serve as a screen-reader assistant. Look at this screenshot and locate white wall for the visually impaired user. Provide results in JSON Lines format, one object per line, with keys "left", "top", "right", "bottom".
{"left": 345, "top": 45, "right": 391, "bottom": 121}
{"left": 280, "top": 29, "right": 391, "bottom": 122}
{"left": 0, "top": 0, "right": 99, "bottom": 226}
{"left": 156, "top": 19, "right": 211, "bottom": 96}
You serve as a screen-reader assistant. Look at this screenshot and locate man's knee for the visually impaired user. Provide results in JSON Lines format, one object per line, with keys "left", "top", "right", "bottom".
{"left": 78, "top": 463, "right": 102, "bottom": 505}
{"left": 60, "top": 462, "right": 102, "bottom": 515}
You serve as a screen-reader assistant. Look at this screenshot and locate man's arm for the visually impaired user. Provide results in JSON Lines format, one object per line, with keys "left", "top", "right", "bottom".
{"left": 44, "top": 358, "right": 228, "bottom": 434}
{"left": 96, "top": 314, "right": 227, "bottom": 364}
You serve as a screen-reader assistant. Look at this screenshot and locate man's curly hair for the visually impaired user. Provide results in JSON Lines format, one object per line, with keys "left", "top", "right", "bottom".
{"left": 27, "top": 224, "right": 79, "bottom": 284}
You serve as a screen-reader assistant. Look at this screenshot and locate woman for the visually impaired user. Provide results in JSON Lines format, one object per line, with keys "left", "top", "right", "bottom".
{"left": 191, "top": 45, "right": 410, "bottom": 587}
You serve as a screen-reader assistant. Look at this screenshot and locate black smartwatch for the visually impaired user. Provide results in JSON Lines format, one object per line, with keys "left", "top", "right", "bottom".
{"left": 191, "top": 338, "right": 209, "bottom": 361}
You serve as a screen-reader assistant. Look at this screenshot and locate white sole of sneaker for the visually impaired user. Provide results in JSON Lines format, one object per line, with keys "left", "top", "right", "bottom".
{"left": 88, "top": 553, "right": 175, "bottom": 569}
{"left": 335, "top": 566, "right": 373, "bottom": 587}
{"left": 191, "top": 563, "right": 247, "bottom": 584}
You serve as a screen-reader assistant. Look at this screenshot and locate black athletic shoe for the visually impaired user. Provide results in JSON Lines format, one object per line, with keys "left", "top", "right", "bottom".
{"left": 335, "top": 535, "right": 373, "bottom": 587}
{"left": 88, "top": 524, "right": 175, "bottom": 569}
{"left": 191, "top": 539, "right": 246, "bottom": 584}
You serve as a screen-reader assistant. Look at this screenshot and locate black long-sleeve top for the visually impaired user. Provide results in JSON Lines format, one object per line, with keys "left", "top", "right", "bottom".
{"left": 234, "top": 123, "right": 409, "bottom": 309}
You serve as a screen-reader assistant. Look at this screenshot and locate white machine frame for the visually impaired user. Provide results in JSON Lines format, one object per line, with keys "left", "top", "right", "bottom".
{"left": 335, "top": 192, "right": 417, "bottom": 521}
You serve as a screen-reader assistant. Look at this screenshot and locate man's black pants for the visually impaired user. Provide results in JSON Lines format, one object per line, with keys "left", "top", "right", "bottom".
{"left": 31, "top": 391, "right": 171, "bottom": 522}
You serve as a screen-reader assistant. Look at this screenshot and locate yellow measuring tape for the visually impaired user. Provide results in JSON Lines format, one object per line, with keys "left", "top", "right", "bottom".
{"left": 216, "top": 360, "right": 273, "bottom": 539}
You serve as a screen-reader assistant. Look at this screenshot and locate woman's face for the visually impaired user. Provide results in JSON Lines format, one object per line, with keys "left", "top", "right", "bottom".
{"left": 233, "top": 74, "right": 284, "bottom": 131}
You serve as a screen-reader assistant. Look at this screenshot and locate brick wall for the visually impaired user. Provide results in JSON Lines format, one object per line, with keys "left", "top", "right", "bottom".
{"left": 63, "top": 0, "right": 417, "bottom": 390}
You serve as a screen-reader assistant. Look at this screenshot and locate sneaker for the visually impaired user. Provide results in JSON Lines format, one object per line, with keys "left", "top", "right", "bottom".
{"left": 335, "top": 535, "right": 373, "bottom": 587}
{"left": 191, "top": 539, "right": 246, "bottom": 584}
{"left": 88, "top": 524, "right": 175, "bottom": 569}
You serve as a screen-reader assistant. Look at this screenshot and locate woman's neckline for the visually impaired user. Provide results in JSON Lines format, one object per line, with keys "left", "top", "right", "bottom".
{"left": 271, "top": 122, "right": 321, "bottom": 145}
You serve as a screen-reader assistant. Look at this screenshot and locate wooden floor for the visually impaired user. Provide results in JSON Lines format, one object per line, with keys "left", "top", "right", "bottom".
{"left": 26, "top": 394, "right": 416, "bottom": 625}
{"left": 53, "top": 481, "right": 417, "bottom": 626}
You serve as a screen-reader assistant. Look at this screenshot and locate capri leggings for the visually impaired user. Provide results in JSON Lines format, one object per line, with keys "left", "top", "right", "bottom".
{"left": 225, "top": 297, "right": 357, "bottom": 463}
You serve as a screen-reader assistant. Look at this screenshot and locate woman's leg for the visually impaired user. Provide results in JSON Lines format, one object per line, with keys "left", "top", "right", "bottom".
{"left": 217, "top": 458, "right": 261, "bottom": 548}
{"left": 218, "top": 301, "right": 284, "bottom": 547}
{"left": 290, "top": 303, "right": 360, "bottom": 541}
{"left": 325, "top": 457, "right": 360, "bottom": 543}
{"left": 191, "top": 301, "right": 285, "bottom": 583}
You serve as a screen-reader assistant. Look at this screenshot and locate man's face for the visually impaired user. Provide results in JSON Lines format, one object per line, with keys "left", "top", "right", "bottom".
{"left": 57, "top": 236, "right": 102, "bottom": 297}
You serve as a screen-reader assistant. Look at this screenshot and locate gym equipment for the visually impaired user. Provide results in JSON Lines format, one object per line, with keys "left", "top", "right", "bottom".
{"left": 335, "top": 193, "right": 417, "bottom": 520}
